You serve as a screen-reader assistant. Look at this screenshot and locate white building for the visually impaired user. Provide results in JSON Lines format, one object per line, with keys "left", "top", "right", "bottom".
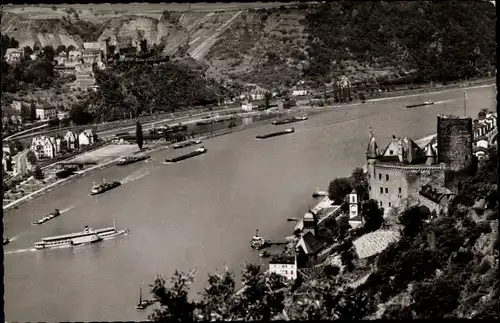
{"left": 11, "top": 101, "right": 22, "bottom": 113}
{"left": 348, "top": 189, "right": 364, "bottom": 229}
{"left": 58, "top": 111, "right": 70, "bottom": 120}
{"left": 78, "top": 129, "right": 96, "bottom": 146}
{"left": 31, "top": 135, "right": 61, "bottom": 159}
{"left": 292, "top": 89, "right": 308, "bottom": 97}
{"left": 241, "top": 101, "right": 253, "bottom": 111}
{"left": 35, "top": 105, "right": 57, "bottom": 121}
{"left": 269, "top": 255, "right": 297, "bottom": 280}
{"left": 4, "top": 48, "right": 24, "bottom": 64}
{"left": 64, "top": 130, "right": 78, "bottom": 150}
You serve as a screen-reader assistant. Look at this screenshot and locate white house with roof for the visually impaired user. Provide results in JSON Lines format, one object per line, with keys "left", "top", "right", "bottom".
{"left": 269, "top": 255, "right": 297, "bottom": 280}
{"left": 78, "top": 129, "right": 96, "bottom": 146}
{"left": 241, "top": 101, "right": 253, "bottom": 111}
{"left": 4, "top": 48, "right": 24, "bottom": 64}
{"left": 31, "top": 135, "right": 61, "bottom": 159}
{"left": 64, "top": 130, "right": 78, "bottom": 150}
{"left": 35, "top": 105, "right": 57, "bottom": 121}
{"left": 292, "top": 89, "right": 308, "bottom": 97}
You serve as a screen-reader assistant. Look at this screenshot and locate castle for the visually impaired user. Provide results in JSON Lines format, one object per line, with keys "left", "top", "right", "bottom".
{"left": 366, "top": 115, "right": 474, "bottom": 215}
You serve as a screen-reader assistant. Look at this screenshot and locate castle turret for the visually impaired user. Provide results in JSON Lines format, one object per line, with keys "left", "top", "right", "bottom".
{"left": 425, "top": 143, "right": 436, "bottom": 165}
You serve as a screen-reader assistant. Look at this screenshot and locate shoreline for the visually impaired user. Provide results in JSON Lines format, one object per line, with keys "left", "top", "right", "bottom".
{"left": 3, "top": 81, "right": 493, "bottom": 212}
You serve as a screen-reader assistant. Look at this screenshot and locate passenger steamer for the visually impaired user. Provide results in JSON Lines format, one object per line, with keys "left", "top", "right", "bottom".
{"left": 34, "top": 220, "right": 129, "bottom": 250}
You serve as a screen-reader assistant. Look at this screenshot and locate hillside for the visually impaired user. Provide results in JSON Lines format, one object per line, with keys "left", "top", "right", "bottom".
{"left": 1, "top": 1, "right": 496, "bottom": 90}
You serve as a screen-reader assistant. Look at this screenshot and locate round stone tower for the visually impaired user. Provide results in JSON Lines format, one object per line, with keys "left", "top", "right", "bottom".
{"left": 436, "top": 115, "right": 473, "bottom": 172}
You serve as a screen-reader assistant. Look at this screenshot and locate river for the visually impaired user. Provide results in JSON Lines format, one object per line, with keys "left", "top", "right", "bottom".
{"left": 3, "top": 84, "right": 496, "bottom": 321}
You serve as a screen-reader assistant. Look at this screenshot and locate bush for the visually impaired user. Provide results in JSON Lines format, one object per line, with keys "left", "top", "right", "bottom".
{"left": 34, "top": 166, "right": 44, "bottom": 180}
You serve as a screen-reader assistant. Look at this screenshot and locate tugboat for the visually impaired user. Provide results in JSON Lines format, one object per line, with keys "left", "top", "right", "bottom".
{"left": 3, "top": 237, "right": 10, "bottom": 245}
{"left": 32, "top": 209, "right": 61, "bottom": 225}
{"left": 293, "top": 114, "right": 309, "bottom": 121}
{"left": 136, "top": 286, "right": 155, "bottom": 310}
{"left": 250, "top": 230, "right": 266, "bottom": 250}
{"left": 90, "top": 179, "right": 121, "bottom": 195}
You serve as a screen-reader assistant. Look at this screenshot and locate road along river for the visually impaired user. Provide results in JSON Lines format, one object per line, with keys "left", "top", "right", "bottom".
{"left": 3, "top": 84, "right": 496, "bottom": 322}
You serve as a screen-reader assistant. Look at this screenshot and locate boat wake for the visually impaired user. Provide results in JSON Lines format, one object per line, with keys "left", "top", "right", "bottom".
{"left": 121, "top": 171, "right": 151, "bottom": 184}
{"left": 4, "top": 247, "right": 37, "bottom": 255}
{"left": 162, "top": 161, "right": 173, "bottom": 165}
{"left": 60, "top": 205, "right": 75, "bottom": 214}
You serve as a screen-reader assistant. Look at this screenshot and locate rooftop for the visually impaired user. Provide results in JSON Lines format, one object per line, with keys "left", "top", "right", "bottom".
{"left": 353, "top": 230, "right": 401, "bottom": 259}
{"left": 269, "top": 255, "right": 295, "bottom": 265}
{"left": 296, "top": 231, "right": 326, "bottom": 255}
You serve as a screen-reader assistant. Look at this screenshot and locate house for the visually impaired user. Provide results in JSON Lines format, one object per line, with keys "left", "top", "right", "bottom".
{"left": 31, "top": 135, "right": 60, "bottom": 159}
{"left": 347, "top": 189, "right": 364, "bottom": 229}
{"left": 241, "top": 101, "right": 253, "bottom": 111}
{"left": 269, "top": 255, "right": 297, "bottom": 280}
{"left": 418, "top": 179, "right": 456, "bottom": 215}
{"left": 78, "top": 129, "right": 96, "bottom": 146}
{"left": 58, "top": 111, "right": 70, "bottom": 120}
{"left": 64, "top": 130, "right": 78, "bottom": 150}
{"left": 292, "top": 89, "right": 308, "bottom": 97}
{"left": 4, "top": 48, "right": 24, "bottom": 64}
{"left": 295, "top": 231, "right": 326, "bottom": 261}
{"left": 35, "top": 104, "right": 57, "bottom": 121}
{"left": 366, "top": 115, "right": 473, "bottom": 213}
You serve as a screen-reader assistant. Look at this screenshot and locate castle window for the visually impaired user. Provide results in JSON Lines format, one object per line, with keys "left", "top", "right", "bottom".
{"left": 380, "top": 201, "right": 383, "bottom": 207}
{"left": 379, "top": 174, "right": 382, "bottom": 180}
{"left": 385, "top": 188, "right": 388, "bottom": 193}
{"left": 380, "top": 187, "right": 383, "bottom": 194}
{"left": 399, "top": 187, "right": 402, "bottom": 194}
{"left": 352, "top": 196, "right": 355, "bottom": 203}
{"left": 388, "top": 202, "right": 392, "bottom": 207}
{"left": 369, "top": 186, "right": 371, "bottom": 191}
{"left": 390, "top": 150, "right": 393, "bottom": 155}
{"left": 386, "top": 174, "right": 389, "bottom": 181}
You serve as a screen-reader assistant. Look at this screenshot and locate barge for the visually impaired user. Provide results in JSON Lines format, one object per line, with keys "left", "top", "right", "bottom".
{"left": 165, "top": 147, "right": 207, "bottom": 163}
{"left": 90, "top": 179, "right": 121, "bottom": 195}
{"left": 32, "top": 209, "right": 61, "bottom": 226}
{"left": 117, "top": 153, "right": 151, "bottom": 166}
{"left": 172, "top": 139, "right": 202, "bottom": 149}
{"left": 256, "top": 127, "right": 295, "bottom": 139}
{"left": 404, "top": 101, "right": 434, "bottom": 109}
{"left": 272, "top": 114, "right": 308, "bottom": 125}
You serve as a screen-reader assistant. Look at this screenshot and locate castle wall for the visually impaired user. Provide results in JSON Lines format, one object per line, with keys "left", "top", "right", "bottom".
{"left": 368, "top": 163, "right": 446, "bottom": 211}
{"left": 437, "top": 115, "right": 473, "bottom": 172}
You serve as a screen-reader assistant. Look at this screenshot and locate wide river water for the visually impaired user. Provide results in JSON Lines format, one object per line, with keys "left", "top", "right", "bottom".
{"left": 3, "top": 85, "right": 496, "bottom": 321}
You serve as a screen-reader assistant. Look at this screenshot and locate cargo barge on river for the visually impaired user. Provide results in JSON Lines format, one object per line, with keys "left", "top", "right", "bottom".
{"left": 272, "top": 114, "right": 308, "bottom": 125}
{"left": 90, "top": 179, "right": 121, "bottom": 195}
{"left": 256, "top": 127, "right": 295, "bottom": 139}
{"left": 32, "top": 209, "right": 61, "bottom": 225}
{"left": 165, "top": 147, "right": 207, "bottom": 163}
{"left": 172, "top": 139, "right": 202, "bottom": 149}
{"left": 404, "top": 101, "right": 434, "bottom": 109}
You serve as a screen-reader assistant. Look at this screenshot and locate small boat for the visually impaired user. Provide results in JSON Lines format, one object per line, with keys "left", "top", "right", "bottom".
{"left": 256, "top": 127, "right": 295, "bottom": 140}
{"left": 287, "top": 217, "right": 299, "bottom": 222}
{"left": 165, "top": 147, "right": 207, "bottom": 163}
{"left": 3, "top": 237, "right": 10, "bottom": 245}
{"left": 272, "top": 118, "right": 296, "bottom": 125}
{"left": 32, "top": 209, "right": 61, "bottom": 225}
{"left": 293, "top": 114, "right": 308, "bottom": 121}
{"left": 404, "top": 101, "right": 435, "bottom": 109}
{"left": 90, "top": 179, "right": 121, "bottom": 195}
{"left": 117, "top": 154, "right": 151, "bottom": 166}
{"left": 250, "top": 230, "right": 266, "bottom": 250}
{"left": 424, "top": 101, "right": 434, "bottom": 105}
{"left": 312, "top": 189, "right": 328, "bottom": 198}
{"left": 136, "top": 286, "right": 155, "bottom": 310}
{"left": 259, "top": 250, "right": 270, "bottom": 258}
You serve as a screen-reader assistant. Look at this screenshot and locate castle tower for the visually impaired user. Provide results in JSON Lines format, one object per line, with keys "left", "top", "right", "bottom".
{"left": 425, "top": 143, "right": 436, "bottom": 165}
{"left": 437, "top": 115, "right": 473, "bottom": 172}
{"left": 302, "top": 210, "right": 318, "bottom": 236}
{"left": 348, "top": 189, "right": 359, "bottom": 219}
{"left": 366, "top": 128, "right": 379, "bottom": 181}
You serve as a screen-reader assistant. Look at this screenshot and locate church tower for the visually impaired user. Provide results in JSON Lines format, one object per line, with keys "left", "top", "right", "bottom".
{"left": 302, "top": 210, "right": 318, "bottom": 236}
{"left": 349, "top": 189, "right": 359, "bottom": 219}
{"left": 366, "top": 128, "right": 379, "bottom": 186}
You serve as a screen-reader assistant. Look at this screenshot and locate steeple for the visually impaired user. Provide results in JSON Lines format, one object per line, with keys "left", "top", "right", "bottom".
{"left": 366, "top": 128, "right": 379, "bottom": 159}
{"left": 425, "top": 143, "right": 436, "bottom": 165}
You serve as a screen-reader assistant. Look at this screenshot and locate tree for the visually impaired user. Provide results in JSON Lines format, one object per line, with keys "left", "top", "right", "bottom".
{"left": 264, "top": 92, "right": 272, "bottom": 108}
{"left": 42, "top": 45, "right": 55, "bottom": 62}
{"left": 350, "top": 167, "right": 368, "bottom": 200}
{"left": 400, "top": 205, "right": 430, "bottom": 237}
{"left": 361, "top": 199, "right": 384, "bottom": 232}
{"left": 56, "top": 45, "right": 67, "bottom": 55}
{"left": 69, "top": 104, "right": 93, "bottom": 125}
{"left": 200, "top": 267, "right": 237, "bottom": 321}
{"left": 34, "top": 165, "right": 44, "bottom": 179}
{"left": 328, "top": 177, "right": 352, "bottom": 204}
{"left": 136, "top": 121, "right": 143, "bottom": 150}
{"left": 26, "top": 150, "right": 37, "bottom": 165}
{"left": 23, "top": 46, "right": 33, "bottom": 58}
{"left": 477, "top": 108, "right": 489, "bottom": 120}
{"left": 29, "top": 103, "right": 37, "bottom": 121}
{"left": 13, "top": 140, "right": 24, "bottom": 152}
{"left": 149, "top": 270, "right": 198, "bottom": 322}
{"left": 66, "top": 45, "right": 76, "bottom": 53}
